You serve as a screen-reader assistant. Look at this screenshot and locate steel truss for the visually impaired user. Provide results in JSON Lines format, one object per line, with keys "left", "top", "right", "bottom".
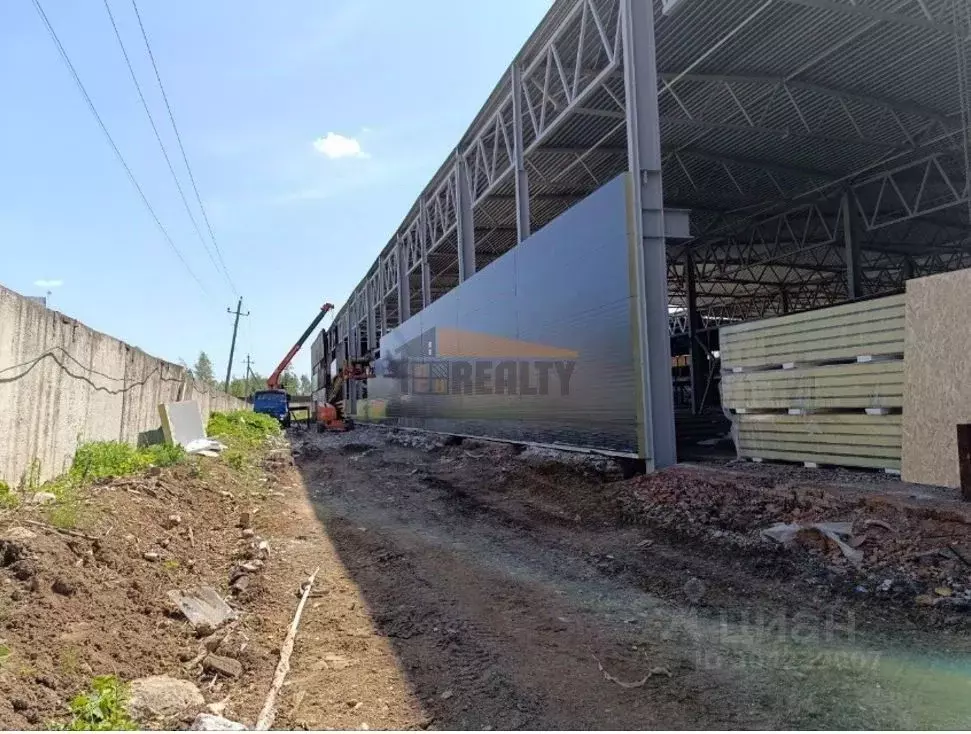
{"left": 326, "top": 0, "right": 627, "bottom": 352}
{"left": 319, "top": 0, "right": 970, "bottom": 444}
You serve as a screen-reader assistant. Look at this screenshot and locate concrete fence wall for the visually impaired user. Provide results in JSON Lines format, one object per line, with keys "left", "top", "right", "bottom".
{"left": 0, "top": 283, "right": 245, "bottom": 486}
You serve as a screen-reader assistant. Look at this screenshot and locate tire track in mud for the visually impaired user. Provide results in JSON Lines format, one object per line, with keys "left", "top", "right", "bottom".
{"left": 294, "top": 431, "right": 971, "bottom": 729}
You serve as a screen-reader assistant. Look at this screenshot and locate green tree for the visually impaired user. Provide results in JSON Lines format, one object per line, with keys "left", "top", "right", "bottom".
{"left": 299, "top": 374, "right": 312, "bottom": 394}
{"left": 193, "top": 351, "right": 216, "bottom": 389}
{"left": 228, "top": 371, "right": 266, "bottom": 399}
{"left": 280, "top": 369, "right": 300, "bottom": 395}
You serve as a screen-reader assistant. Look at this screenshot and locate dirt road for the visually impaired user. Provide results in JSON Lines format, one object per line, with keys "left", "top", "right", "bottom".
{"left": 281, "top": 427, "right": 971, "bottom": 730}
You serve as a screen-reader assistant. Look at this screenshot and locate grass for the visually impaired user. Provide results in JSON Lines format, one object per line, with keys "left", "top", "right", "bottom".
{"left": 47, "top": 499, "right": 82, "bottom": 530}
{"left": 69, "top": 441, "right": 185, "bottom": 483}
{"left": 0, "top": 480, "right": 18, "bottom": 510}
{"left": 58, "top": 647, "right": 82, "bottom": 677}
{"left": 20, "top": 459, "right": 42, "bottom": 493}
{"left": 14, "top": 413, "right": 269, "bottom": 530}
{"left": 5, "top": 440, "right": 188, "bottom": 530}
{"left": 58, "top": 675, "right": 137, "bottom": 731}
{"left": 207, "top": 410, "right": 280, "bottom": 485}
{"left": 207, "top": 410, "right": 281, "bottom": 450}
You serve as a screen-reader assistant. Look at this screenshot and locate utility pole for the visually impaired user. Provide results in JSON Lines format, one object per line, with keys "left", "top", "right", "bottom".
{"left": 244, "top": 354, "right": 254, "bottom": 400}
{"left": 225, "top": 298, "right": 249, "bottom": 392}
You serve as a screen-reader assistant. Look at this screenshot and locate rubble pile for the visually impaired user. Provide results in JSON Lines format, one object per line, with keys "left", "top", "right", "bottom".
{"left": 620, "top": 467, "right": 971, "bottom": 606}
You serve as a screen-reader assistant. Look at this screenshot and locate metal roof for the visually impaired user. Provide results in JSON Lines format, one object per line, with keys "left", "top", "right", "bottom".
{"left": 325, "top": 0, "right": 970, "bottom": 352}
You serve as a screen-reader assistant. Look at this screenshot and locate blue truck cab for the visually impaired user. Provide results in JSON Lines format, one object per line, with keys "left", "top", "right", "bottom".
{"left": 253, "top": 389, "right": 291, "bottom": 427}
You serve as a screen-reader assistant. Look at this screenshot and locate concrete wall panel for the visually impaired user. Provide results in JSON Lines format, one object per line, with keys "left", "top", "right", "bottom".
{"left": 0, "top": 284, "right": 245, "bottom": 485}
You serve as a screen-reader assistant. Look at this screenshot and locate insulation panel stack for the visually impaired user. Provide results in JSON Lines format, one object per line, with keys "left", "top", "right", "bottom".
{"left": 720, "top": 295, "right": 905, "bottom": 471}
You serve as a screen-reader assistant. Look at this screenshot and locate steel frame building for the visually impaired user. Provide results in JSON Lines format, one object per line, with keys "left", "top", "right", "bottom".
{"left": 315, "top": 0, "right": 971, "bottom": 468}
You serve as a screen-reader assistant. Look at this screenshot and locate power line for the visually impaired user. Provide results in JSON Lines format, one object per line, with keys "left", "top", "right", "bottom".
{"left": 102, "top": 0, "right": 232, "bottom": 296}
{"left": 130, "top": 0, "right": 239, "bottom": 297}
{"left": 30, "top": 0, "right": 211, "bottom": 298}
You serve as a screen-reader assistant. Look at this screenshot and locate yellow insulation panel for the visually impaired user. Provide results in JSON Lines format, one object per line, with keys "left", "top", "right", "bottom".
{"left": 735, "top": 413, "right": 902, "bottom": 470}
{"left": 720, "top": 294, "right": 905, "bottom": 369}
{"left": 721, "top": 361, "right": 904, "bottom": 411}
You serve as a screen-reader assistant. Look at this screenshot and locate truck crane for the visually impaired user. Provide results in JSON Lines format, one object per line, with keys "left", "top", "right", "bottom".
{"left": 252, "top": 302, "right": 334, "bottom": 426}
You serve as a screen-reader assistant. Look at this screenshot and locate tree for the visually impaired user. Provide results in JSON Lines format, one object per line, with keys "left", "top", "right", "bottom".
{"left": 299, "top": 374, "right": 312, "bottom": 394}
{"left": 279, "top": 369, "right": 300, "bottom": 395}
{"left": 227, "top": 377, "right": 249, "bottom": 399}
{"left": 193, "top": 351, "right": 216, "bottom": 389}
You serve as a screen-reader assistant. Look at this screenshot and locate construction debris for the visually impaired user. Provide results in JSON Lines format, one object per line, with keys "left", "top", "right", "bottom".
{"left": 594, "top": 656, "right": 672, "bottom": 688}
{"left": 185, "top": 438, "right": 228, "bottom": 456}
{"left": 158, "top": 400, "right": 207, "bottom": 447}
{"left": 168, "top": 586, "right": 238, "bottom": 632}
{"left": 203, "top": 653, "right": 244, "bottom": 679}
{"left": 127, "top": 675, "right": 205, "bottom": 722}
{"left": 761, "top": 521, "right": 864, "bottom": 567}
{"left": 255, "top": 567, "right": 320, "bottom": 730}
{"left": 189, "top": 713, "right": 248, "bottom": 731}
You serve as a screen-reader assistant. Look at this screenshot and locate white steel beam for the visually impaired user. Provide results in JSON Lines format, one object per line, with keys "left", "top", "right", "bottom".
{"left": 510, "top": 63, "right": 531, "bottom": 243}
{"left": 396, "top": 236, "right": 411, "bottom": 323}
{"left": 419, "top": 197, "right": 432, "bottom": 308}
{"left": 622, "top": 0, "right": 676, "bottom": 470}
{"left": 366, "top": 299, "right": 376, "bottom": 356}
{"left": 455, "top": 154, "right": 476, "bottom": 281}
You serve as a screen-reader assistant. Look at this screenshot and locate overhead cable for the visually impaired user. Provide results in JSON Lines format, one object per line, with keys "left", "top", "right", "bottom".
{"left": 31, "top": 0, "right": 211, "bottom": 297}
{"left": 103, "top": 0, "right": 233, "bottom": 296}
{"left": 130, "top": 0, "right": 239, "bottom": 297}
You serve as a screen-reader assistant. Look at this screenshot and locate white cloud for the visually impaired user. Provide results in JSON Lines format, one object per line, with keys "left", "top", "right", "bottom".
{"left": 34, "top": 279, "right": 63, "bottom": 288}
{"left": 312, "top": 132, "right": 369, "bottom": 160}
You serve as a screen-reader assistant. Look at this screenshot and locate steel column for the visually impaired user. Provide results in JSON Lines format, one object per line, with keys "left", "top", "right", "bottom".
{"left": 377, "top": 262, "right": 388, "bottom": 337}
{"left": 623, "top": 0, "right": 676, "bottom": 470}
{"left": 419, "top": 197, "right": 432, "bottom": 308}
{"left": 842, "top": 191, "right": 862, "bottom": 299}
{"left": 902, "top": 255, "right": 915, "bottom": 281}
{"left": 455, "top": 154, "right": 476, "bottom": 282}
{"left": 396, "top": 236, "right": 411, "bottom": 323}
{"left": 341, "top": 312, "right": 351, "bottom": 412}
{"left": 685, "top": 251, "right": 707, "bottom": 415}
{"left": 510, "top": 62, "right": 531, "bottom": 243}
{"left": 366, "top": 293, "right": 376, "bottom": 358}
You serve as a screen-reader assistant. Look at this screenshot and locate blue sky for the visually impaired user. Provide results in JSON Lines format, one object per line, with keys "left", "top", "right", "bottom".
{"left": 1, "top": 0, "right": 550, "bottom": 380}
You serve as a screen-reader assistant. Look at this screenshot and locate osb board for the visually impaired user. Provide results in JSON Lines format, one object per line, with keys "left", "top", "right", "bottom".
{"left": 902, "top": 269, "right": 971, "bottom": 488}
{"left": 720, "top": 294, "right": 905, "bottom": 369}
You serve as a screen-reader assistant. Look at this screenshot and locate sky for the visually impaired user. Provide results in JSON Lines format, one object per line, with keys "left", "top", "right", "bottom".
{"left": 0, "top": 0, "right": 551, "bottom": 381}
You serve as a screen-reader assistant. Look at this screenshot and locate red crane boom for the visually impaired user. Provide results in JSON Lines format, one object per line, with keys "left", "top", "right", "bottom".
{"left": 266, "top": 302, "right": 334, "bottom": 390}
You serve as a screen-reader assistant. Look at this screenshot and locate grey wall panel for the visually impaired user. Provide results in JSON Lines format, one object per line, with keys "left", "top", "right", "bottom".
{"left": 368, "top": 174, "right": 639, "bottom": 454}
